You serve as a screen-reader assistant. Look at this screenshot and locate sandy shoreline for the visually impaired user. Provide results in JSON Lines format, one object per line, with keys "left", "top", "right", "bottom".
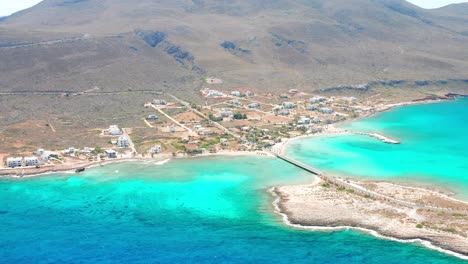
{"left": 0, "top": 150, "right": 274, "bottom": 178}
{"left": 271, "top": 179, "right": 468, "bottom": 259}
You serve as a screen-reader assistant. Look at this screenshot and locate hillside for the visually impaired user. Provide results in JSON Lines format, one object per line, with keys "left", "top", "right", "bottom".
{"left": 1, "top": 0, "right": 468, "bottom": 154}
{"left": 0, "top": 0, "right": 468, "bottom": 94}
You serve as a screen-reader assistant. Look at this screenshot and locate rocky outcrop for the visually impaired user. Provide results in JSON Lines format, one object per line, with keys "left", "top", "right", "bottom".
{"left": 136, "top": 30, "right": 205, "bottom": 74}
{"left": 220, "top": 41, "right": 252, "bottom": 61}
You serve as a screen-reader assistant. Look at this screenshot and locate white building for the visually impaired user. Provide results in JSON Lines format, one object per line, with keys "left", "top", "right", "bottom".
{"left": 149, "top": 145, "right": 162, "bottom": 154}
{"left": 108, "top": 125, "right": 122, "bottom": 136}
{"left": 278, "top": 109, "right": 290, "bottom": 116}
{"left": 105, "top": 149, "right": 117, "bottom": 158}
{"left": 282, "top": 102, "right": 295, "bottom": 109}
{"left": 298, "top": 116, "right": 311, "bottom": 125}
{"left": 310, "top": 97, "right": 325, "bottom": 103}
{"left": 41, "top": 151, "right": 59, "bottom": 161}
{"left": 63, "top": 147, "right": 78, "bottom": 155}
{"left": 152, "top": 99, "right": 167, "bottom": 105}
{"left": 147, "top": 115, "right": 158, "bottom": 120}
{"left": 306, "top": 104, "right": 318, "bottom": 111}
{"left": 6, "top": 157, "right": 23, "bottom": 168}
{"left": 319, "top": 108, "right": 334, "bottom": 114}
{"left": 248, "top": 103, "right": 260, "bottom": 109}
{"left": 289, "top": 89, "right": 299, "bottom": 94}
{"left": 117, "top": 136, "right": 130, "bottom": 148}
{"left": 220, "top": 138, "right": 229, "bottom": 146}
{"left": 231, "top": 91, "right": 241, "bottom": 97}
{"left": 220, "top": 111, "right": 233, "bottom": 117}
{"left": 24, "top": 157, "right": 39, "bottom": 167}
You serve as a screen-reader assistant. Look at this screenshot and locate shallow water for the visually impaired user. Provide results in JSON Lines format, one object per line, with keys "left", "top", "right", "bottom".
{"left": 288, "top": 98, "right": 468, "bottom": 199}
{"left": 0, "top": 156, "right": 465, "bottom": 263}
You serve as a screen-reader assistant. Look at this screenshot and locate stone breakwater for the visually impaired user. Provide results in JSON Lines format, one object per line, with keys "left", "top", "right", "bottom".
{"left": 353, "top": 131, "right": 400, "bottom": 144}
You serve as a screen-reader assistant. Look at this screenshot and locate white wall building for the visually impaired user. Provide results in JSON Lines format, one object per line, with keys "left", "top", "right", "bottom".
{"left": 149, "top": 145, "right": 162, "bottom": 154}
{"left": 306, "top": 104, "right": 317, "bottom": 111}
{"left": 6, "top": 157, "right": 23, "bottom": 168}
{"left": 105, "top": 149, "right": 117, "bottom": 158}
{"left": 24, "top": 157, "right": 39, "bottom": 167}
{"left": 310, "top": 97, "right": 325, "bottom": 103}
{"left": 282, "top": 102, "right": 295, "bottom": 109}
{"left": 248, "top": 103, "right": 260, "bottom": 109}
{"left": 117, "top": 136, "right": 130, "bottom": 148}
{"left": 152, "top": 99, "right": 167, "bottom": 105}
{"left": 108, "top": 125, "right": 122, "bottom": 136}
{"left": 298, "top": 116, "right": 311, "bottom": 125}
{"left": 319, "top": 108, "right": 334, "bottom": 114}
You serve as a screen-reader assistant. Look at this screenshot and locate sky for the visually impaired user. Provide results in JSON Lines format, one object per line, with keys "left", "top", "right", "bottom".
{"left": 0, "top": 0, "right": 467, "bottom": 17}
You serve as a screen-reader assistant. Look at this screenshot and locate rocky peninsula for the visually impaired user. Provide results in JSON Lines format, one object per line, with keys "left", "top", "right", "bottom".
{"left": 273, "top": 179, "right": 468, "bottom": 258}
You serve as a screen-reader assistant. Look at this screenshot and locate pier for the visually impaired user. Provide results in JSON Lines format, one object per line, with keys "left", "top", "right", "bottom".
{"left": 270, "top": 151, "right": 467, "bottom": 214}
{"left": 353, "top": 132, "right": 400, "bottom": 144}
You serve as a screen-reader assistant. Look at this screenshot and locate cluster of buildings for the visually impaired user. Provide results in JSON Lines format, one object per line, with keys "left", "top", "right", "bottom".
{"left": 6, "top": 157, "right": 39, "bottom": 168}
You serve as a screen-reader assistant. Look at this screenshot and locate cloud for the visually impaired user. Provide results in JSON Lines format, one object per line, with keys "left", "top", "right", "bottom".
{"left": 0, "top": 0, "right": 43, "bottom": 17}
{"left": 406, "top": 0, "right": 468, "bottom": 9}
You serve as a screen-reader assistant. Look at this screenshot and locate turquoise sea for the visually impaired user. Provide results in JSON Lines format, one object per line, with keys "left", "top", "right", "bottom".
{"left": 1, "top": 99, "right": 467, "bottom": 263}
{"left": 288, "top": 98, "right": 468, "bottom": 199}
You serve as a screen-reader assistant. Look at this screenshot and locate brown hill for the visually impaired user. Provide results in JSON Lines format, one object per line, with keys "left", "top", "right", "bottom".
{"left": 1, "top": 0, "right": 468, "bottom": 94}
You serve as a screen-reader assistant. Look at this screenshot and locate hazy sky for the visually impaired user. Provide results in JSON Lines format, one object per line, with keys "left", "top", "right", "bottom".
{"left": 0, "top": 0, "right": 467, "bottom": 17}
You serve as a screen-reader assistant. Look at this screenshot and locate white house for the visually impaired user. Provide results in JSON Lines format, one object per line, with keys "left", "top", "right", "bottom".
{"left": 220, "top": 111, "right": 233, "bottom": 117}
{"left": 313, "top": 117, "right": 323, "bottom": 123}
{"left": 24, "top": 157, "right": 39, "bottom": 167}
{"left": 288, "top": 89, "right": 299, "bottom": 94}
{"left": 319, "top": 108, "right": 334, "bottom": 114}
{"left": 231, "top": 91, "right": 241, "bottom": 97}
{"left": 220, "top": 138, "right": 229, "bottom": 146}
{"left": 310, "top": 97, "right": 325, "bottom": 103}
{"left": 147, "top": 115, "right": 158, "bottom": 120}
{"left": 105, "top": 149, "right": 117, "bottom": 158}
{"left": 41, "top": 151, "right": 59, "bottom": 161}
{"left": 117, "top": 136, "right": 130, "bottom": 148}
{"left": 152, "top": 99, "right": 167, "bottom": 105}
{"left": 278, "top": 109, "right": 290, "bottom": 116}
{"left": 6, "top": 157, "right": 23, "bottom": 168}
{"left": 248, "top": 103, "right": 260, "bottom": 109}
{"left": 36, "top": 149, "right": 45, "bottom": 155}
{"left": 149, "top": 145, "right": 163, "bottom": 154}
{"left": 306, "top": 104, "right": 318, "bottom": 111}
{"left": 108, "top": 125, "right": 122, "bottom": 135}
{"left": 63, "top": 147, "right": 78, "bottom": 155}
{"left": 298, "top": 116, "right": 311, "bottom": 125}
{"left": 282, "top": 102, "right": 295, "bottom": 109}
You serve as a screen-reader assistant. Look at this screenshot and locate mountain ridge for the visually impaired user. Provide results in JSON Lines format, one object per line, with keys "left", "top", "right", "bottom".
{"left": 0, "top": 0, "right": 467, "bottom": 94}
